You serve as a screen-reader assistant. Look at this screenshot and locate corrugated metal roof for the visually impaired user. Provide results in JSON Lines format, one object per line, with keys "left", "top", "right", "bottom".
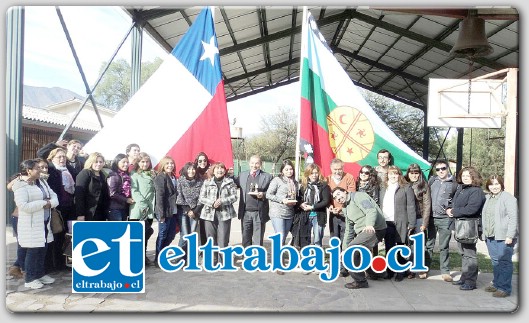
{"left": 124, "top": 6, "right": 518, "bottom": 110}
{"left": 23, "top": 106, "right": 102, "bottom": 132}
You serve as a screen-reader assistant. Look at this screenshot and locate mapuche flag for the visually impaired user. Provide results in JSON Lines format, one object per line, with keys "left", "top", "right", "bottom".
{"left": 83, "top": 7, "right": 233, "bottom": 169}
{"left": 299, "top": 9, "right": 429, "bottom": 177}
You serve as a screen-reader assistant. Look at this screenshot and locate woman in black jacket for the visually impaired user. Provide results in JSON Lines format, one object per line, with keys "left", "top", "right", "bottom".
{"left": 154, "top": 156, "right": 179, "bottom": 264}
{"left": 446, "top": 166, "right": 486, "bottom": 291}
{"left": 292, "top": 163, "right": 330, "bottom": 249}
{"left": 74, "top": 152, "right": 109, "bottom": 221}
{"left": 45, "top": 148, "right": 76, "bottom": 271}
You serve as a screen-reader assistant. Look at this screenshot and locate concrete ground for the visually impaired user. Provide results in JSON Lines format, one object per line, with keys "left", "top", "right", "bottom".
{"left": 5, "top": 216, "right": 519, "bottom": 314}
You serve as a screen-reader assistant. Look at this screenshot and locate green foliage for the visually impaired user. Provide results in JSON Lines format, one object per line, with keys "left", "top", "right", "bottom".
{"left": 243, "top": 107, "right": 297, "bottom": 164}
{"left": 360, "top": 89, "right": 440, "bottom": 160}
{"left": 444, "top": 122, "right": 506, "bottom": 179}
{"left": 93, "top": 57, "right": 163, "bottom": 110}
{"left": 430, "top": 250, "right": 518, "bottom": 274}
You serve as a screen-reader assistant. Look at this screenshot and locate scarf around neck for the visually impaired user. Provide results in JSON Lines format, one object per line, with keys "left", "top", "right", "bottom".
{"left": 304, "top": 181, "right": 321, "bottom": 206}
{"left": 55, "top": 164, "right": 75, "bottom": 194}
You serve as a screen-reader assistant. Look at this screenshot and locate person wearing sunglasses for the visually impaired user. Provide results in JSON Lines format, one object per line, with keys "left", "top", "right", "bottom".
{"left": 404, "top": 163, "right": 431, "bottom": 279}
{"left": 355, "top": 165, "right": 383, "bottom": 279}
{"left": 193, "top": 152, "right": 212, "bottom": 247}
{"left": 356, "top": 165, "right": 380, "bottom": 205}
{"left": 426, "top": 159, "right": 459, "bottom": 282}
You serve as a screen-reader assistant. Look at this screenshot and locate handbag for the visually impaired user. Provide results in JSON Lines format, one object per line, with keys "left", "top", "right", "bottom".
{"left": 50, "top": 208, "right": 64, "bottom": 234}
{"left": 454, "top": 217, "right": 480, "bottom": 244}
{"left": 63, "top": 233, "right": 73, "bottom": 257}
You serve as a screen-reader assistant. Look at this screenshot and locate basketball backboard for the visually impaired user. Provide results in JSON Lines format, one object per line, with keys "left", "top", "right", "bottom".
{"left": 427, "top": 78, "right": 505, "bottom": 128}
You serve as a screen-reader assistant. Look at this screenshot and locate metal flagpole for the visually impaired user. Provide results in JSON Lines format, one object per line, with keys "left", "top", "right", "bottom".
{"left": 294, "top": 6, "right": 308, "bottom": 181}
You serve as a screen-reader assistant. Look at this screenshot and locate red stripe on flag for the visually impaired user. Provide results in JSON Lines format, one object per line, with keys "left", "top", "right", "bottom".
{"left": 310, "top": 119, "right": 334, "bottom": 177}
{"left": 161, "top": 82, "right": 233, "bottom": 171}
{"left": 300, "top": 97, "right": 313, "bottom": 145}
{"left": 343, "top": 162, "right": 361, "bottom": 179}
{"left": 302, "top": 98, "right": 361, "bottom": 177}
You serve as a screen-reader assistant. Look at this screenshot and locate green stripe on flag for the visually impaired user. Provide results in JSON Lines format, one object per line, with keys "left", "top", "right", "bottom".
{"left": 360, "top": 134, "right": 431, "bottom": 176}
{"left": 301, "top": 59, "right": 336, "bottom": 132}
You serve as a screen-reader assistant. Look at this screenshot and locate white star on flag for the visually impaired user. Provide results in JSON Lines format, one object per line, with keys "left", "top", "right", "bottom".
{"left": 200, "top": 36, "right": 219, "bottom": 66}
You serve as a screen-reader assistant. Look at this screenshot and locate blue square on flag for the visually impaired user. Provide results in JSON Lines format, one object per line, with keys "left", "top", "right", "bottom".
{"left": 71, "top": 221, "right": 145, "bottom": 293}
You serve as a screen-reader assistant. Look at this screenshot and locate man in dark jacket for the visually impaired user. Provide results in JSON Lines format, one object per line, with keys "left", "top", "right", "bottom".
{"left": 234, "top": 155, "right": 273, "bottom": 247}
{"left": 426, "top": 160, "right": 458, "bottom": 282}
{"left": 333, "top": 187, "right": 387, "bottom": 289}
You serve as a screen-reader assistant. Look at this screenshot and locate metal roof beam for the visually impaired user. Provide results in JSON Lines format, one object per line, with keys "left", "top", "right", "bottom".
{"left": 354, "top": 81, "right": 424, "bottom": 110}
{"left": 374, "top": 19, "right": 460, "bottom": 91}
{"left": 220, "top": 8, "right": 251, "bottom": 84}
{"left": 350, "top": 10, "right": 505, "bottom": 70}
{"left": 287, "top": 8, "right": 298, "bottom": 78}
{"left": 219, "top": 9, "right": 352, "bottom": 56}
{"left": 133, "top": 8, "right": 181, "bottom": 21}
{"left": 225, "top": 58, "right": 300, "bottom": 84}
{"left": 257, "top": 7, "right": 272, "bottom": 86}
{"left": 227, "top": 78, "right": 300, "bottom": 102}
{"left": 332, "top": 47, "right": 428, "bottom": 86}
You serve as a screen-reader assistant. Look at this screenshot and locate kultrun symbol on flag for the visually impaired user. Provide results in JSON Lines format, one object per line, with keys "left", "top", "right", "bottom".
{"left": 326, "top": 106, "right": 374, "bottom": 163}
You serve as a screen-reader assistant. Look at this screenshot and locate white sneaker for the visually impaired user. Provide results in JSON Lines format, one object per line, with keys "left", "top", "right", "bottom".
{"left": 25, "top": 279, "right": 44, "bottom": 289}
{"left": 38, "top": 275, "right": 55, "bottom": 284}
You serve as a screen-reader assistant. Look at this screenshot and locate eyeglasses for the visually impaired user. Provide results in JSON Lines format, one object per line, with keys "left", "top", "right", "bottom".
{"left": 435, "top": 167, "right": 447, "bottom": 171}
{"left": 360, "top": 170, "right": 370, "bottom": 175}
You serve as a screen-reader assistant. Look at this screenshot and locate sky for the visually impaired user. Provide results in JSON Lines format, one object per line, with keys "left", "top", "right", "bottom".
{"left": 23, "top": 6, "right": 299, "bottom": 137}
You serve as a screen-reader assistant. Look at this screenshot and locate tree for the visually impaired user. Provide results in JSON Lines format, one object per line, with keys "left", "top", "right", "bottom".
{"left": 444, "top": 124, "right": 506, "bottom": 180}
{"left": 360, "top": 89, "right": 442, "bottom": 163}
{"left": 93, "top": 57, "right": 163, "bottom": 110}
{"left": 243, "top": 107, "right": 297, "bottom": 164}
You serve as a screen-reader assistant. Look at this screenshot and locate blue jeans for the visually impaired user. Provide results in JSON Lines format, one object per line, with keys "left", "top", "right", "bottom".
{"left": 178, "top": 212, "right": 197, "bottom": 250}
{"left": 11, "top": 216, "right": 26, "bottom": 271}
{"left": 25, "top": 245, "right": 48, "bottom": 283}
{"left": 486, "top": 238, "right": 515, "bottom": 294}
{"left": 155, "top": 215, "right": 179, "bottom": 261}
{"left": 426, "top": 217, "right": 452, "bottom": 274}
{"left": 107, "top": 209, "right": 128, "bottom": 221}
{"left": 309, "top": 216, "right": 325, "bottom": 246}
{"left": 271, "top": 217, "right": 293, "bottom": 245}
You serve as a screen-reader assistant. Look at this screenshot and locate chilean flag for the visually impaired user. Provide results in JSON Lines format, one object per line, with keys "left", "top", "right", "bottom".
{"left": 83, "top": 7, "right": 233, "bottom": 170}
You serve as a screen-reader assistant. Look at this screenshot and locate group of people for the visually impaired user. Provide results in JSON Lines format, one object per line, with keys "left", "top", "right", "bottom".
{"left": 230, "top": 149, "right": 518, "bottom": 298}
{"left": 8, "top": 141, "right": 518, "bottom": 299}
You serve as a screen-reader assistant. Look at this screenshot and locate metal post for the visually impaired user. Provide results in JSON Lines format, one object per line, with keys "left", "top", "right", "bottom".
{"left": 456, "top": 127, "right": 464, "bottom": 176}
{"left": 422, "top": 109, "right": 430, "bottom": 162}
{"left": 504, "top": 68, "right": 518, "bottom": 195}
{"left": 5, "top": 6, "right": 25, "bottom": 222}
{"left": 131, "top": 21, "right": 143, "bottom": 96}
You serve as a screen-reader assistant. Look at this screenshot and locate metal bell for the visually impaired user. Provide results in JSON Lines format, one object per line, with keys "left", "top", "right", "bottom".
{"left": 450, "top": 16, "right": 493, "bottom": 58}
